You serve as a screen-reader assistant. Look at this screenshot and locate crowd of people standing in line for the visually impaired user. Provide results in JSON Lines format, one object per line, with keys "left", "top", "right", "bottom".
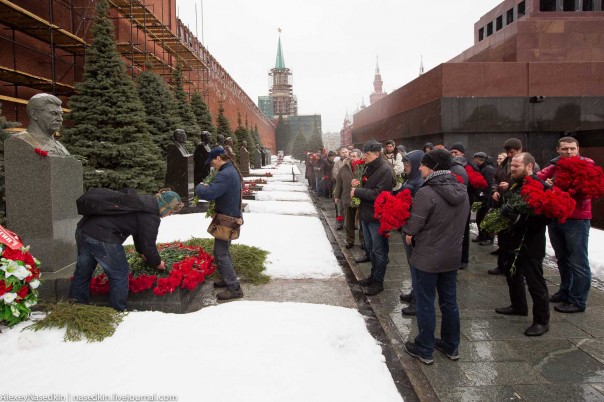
{"left": 304, "top": 135, "right": 595, "bottom": 365}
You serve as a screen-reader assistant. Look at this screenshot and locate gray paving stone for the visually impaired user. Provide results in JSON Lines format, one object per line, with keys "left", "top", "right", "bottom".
{"left": 571, "top": 338, "right": 604, "bottom": 365}
{"left": 457, "top": 362, "right": 549, "bottom": 385}
{"left": 436, "top": 385, "right": 521, "bottom": 402}
{"left": 557, "top": 306, "right": 604, "bottom": 337}
{"left": 461, "top": 317, "right": 537, "bottom": 340}
{"left": 457, "top": 340, "right": 526, "bottom": 362}
{"left": 514, "top": 384, "right": 604, "bottom": 402}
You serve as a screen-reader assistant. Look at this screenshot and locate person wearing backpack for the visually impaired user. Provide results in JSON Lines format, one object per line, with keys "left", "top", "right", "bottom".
{"left": 69, "top": 190, "right": 183, "bottom": 311}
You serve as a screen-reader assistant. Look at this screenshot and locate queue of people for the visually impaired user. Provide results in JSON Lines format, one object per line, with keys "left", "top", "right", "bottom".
{"left": 312, "top": 135, "right": 595, "bottom": 365}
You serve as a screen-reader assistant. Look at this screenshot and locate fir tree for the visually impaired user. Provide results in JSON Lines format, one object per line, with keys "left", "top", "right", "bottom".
{"left": 136, "top": 65, "right": 182, "bottom": 158}
{"left": 243, "top": 115, "right": 257, "bottom": 159}
{"left": 172, "top": 63, "right": 200, "bottom": 148}
{"left": 215, "top": 100, "right": 233, "bottom": 145}
{"left": 190, "top": 92, "right": 215, "bottom": 143}
{"left": 62, "top": 0, "right": 163, "bottom": 193}
{"left": 291, "top": 130, "right": 307, "bottom": 160}
{"left": 253, "top": 124, "right": 263, "bottom": 149}
{"left": 233, "top": 111, "right": 249, "bottom": 152}
{"left": 306, "top": 118, "right": 324, "bottom": 152}
{"left": 275, "top": 114, "right": 287, "bottom": 152}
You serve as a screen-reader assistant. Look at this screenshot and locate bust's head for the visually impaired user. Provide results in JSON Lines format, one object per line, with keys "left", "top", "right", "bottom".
{"left": 242, "top": 140, "right": 247, "bottom": 147}
{"left": 225, "top": 137, "right": 233, "bottom": 146}
{"left": 217, "top": 134, "right": 225, "bottom": 145}
{"left": 173, "top": 129, "right": 186, "bottom": 144}
{"left": 26, "top": 93, "right": 63, "bottom": 136}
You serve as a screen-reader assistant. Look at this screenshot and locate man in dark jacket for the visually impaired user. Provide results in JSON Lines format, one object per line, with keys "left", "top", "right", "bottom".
{"left": 334, "top": 149, "right": 361, "bottom": 248}
{"left": 402, "top": 149, "right": 469, "bottom": 365}
{"left": 495, "top": 152, "right": 550, "bottom": 336}
{"left": 489, "top": 138, "right": 523, "bottom": 275}
{"left": 399, "top": 150, "right": 425, "bottom": 316}
{"left": 69, "top": 190, "right": 183, "bottom": 311}
{"left": 195, "top": 146, "right": 244, "bottom": 301}
{"left": 351, "top": 140, "right": 394, "bottom": 295}
{"left": 449, "top": 143, "right": 472, "bottom": 270}
{"left": 473, "top": 152, "right": 496, "bottom": 245}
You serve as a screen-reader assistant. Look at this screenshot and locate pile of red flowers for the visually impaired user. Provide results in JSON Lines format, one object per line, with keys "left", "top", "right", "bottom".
{"left": 265, "top": 172, "right": 273, "bottom": 177}
{"left": 244, "top": 178, "right": 267, "bottom": 185}
{"left": 89, "top": 242, "right": 215, "bottom": 297}
{"left": 242, "top": 185, "right": 255, "bottom": 196}
{"left": 34, "top": 147, "right": 48, "bottom": 157}
{"left": 465, "top": 165, "right": 488, "bottom": 190}
{"left": 553, "top": 156, "right": 604, "bottom": 199}
{"left": 520, "top": 176, "right": 576, "bottom": 223}
{"left": 373, "top": 189, "right": 413, "bottom": 237}
{"left": 351, "top": 160, "right": 367, "bottom": 207}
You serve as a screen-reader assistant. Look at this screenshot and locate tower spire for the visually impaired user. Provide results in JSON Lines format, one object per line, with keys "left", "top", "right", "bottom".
{"left": 375, "top": 56, "right": 380, "bottom": 74}
{"left": 419, "top": 54, "right": 425, "bottom": 76}
{"left": 370, "top": 56, "right": 386, "bottom": 105}
{"left": 275, "top": 28, "right": 285, "bottom": 69}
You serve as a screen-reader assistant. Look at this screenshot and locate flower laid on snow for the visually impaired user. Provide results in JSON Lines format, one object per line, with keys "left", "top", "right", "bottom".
{"left": 0, "top": 232, "right": 42, "bottom": 327}
{"left": 336, "top": 215, "right": 344, "bottom": 222}
{"left": 373, "top": 189, "right": 413, "bottom": 237}
{"left": 465, "top": 165, "right": 488, "bottom": 190}
{"left": 350, "top": 160, "right": 367, "bottom": 207}
{"left": 88, "top": 242, "right": 216, "bottom": 297}
{"left": 552, "top": 156, "right": 604, "bottom": 199}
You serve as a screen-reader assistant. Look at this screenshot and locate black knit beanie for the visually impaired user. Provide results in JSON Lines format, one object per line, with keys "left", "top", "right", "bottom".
{"left": 450, "top": 142, "right": 466, "bottom": 154}
{"left": 420, "top": 149, "right": 452, "bottom": 171}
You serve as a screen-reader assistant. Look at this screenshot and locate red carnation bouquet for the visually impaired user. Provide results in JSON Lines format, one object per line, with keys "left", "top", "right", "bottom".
{"left": 481, "top": 176, "right": 576, "bottom": 234}
{"left": 373, "top": 189, "right": 413, "bottom": 237}
{"left": 553, "top": 156, "right": 604, "bottom": 199}
{"left": 0, "top": 226, "right": 42, "bottom": 327}
{"left": 351, "top": 160, "right": 367, "bottom": 207}
{"left": 465, "top": 165, "right": 488, "bottom": 190}
{"left": 88, "top": 242, "right": 215, "bottom": 297}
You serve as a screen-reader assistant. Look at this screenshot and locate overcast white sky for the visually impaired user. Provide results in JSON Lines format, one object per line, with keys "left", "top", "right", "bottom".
{"left": 177, "top": 0, "right": 503, "bottom": 133}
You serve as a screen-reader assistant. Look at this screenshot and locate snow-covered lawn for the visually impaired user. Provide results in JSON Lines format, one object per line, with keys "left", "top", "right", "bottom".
{"left": 546, "top": 227, "right": 604, "bottom": 282}
{"left": 0, "top": 302, "right": 403, "bottom": 402}
{"left": 245, "top": 200, "right": 317, "bottom": 216}
{"left": 254, "top": 190, "right": 310, "bottom": 202}
{"left": 261, "top": 183, "right": 309, "bottom": 192}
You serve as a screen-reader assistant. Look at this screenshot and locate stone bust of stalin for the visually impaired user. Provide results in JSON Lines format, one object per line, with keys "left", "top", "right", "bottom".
{"left": 13, "top": 93, "right": 70, "bottom": 156}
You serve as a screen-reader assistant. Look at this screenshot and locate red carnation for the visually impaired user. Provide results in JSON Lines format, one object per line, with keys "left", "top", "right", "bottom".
{"left": 465, "top": 165, "right": 488, "bottom": 190}
{"left": 452, "top": 173, "right": 464, "bottom": 184}
{"left": 2, "top": 247, "right": 37, "bottom": 269}
{"left": 34, "top": 147, "right": 48, "bottom": 157}
{"left": 554, "top": 156, "right": 604, "bottom": 199}
{"left": 374, "top": 189, "right": 413, "bottom": 237}
{"left": 336, "top": 216, "right": 344, "bottom": 222}
{"left": 16, "top": 285, "right": 29, "bottom": 300}
{"left": 0, "top": 280, "right": 13, "bottom": 296}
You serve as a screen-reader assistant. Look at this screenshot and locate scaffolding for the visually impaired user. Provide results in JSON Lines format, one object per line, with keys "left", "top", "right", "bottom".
{"left": 0, "top": 0, "right": 210, "bottom": 112}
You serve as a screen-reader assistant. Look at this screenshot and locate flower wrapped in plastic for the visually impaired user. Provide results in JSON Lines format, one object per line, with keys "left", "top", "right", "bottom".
{"left": 373, "top": 189, "right": 413, "bottom": 237}
{"left": 350, "top": 160, "right": 367, "bottom": 207}
{"left": 0, "top": 226, "right": 42, "bottom": 327}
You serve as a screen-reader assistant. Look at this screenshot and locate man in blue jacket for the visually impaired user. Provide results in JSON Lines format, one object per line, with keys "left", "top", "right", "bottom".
{"left": 195, "top": 146, "right": 244, "bottom": 300}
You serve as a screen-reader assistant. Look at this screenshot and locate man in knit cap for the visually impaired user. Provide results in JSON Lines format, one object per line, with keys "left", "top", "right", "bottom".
{"left": 402, "top": 149, "right": 469, "bottom": 365}
{"left": 69, "top": 189, "right": 183, "bottom": 311}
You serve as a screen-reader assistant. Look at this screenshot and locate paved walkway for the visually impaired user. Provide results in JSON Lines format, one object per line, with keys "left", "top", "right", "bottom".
{"left": 314, "top": 193, "right": 604, "bottom": 402}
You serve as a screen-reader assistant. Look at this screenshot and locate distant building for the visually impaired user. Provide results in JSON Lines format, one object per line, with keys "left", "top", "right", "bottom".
{"left": 369, "top": 58, "right": 387, "bottom": 105}
{"left": 259, "top": 33, "right": 298, "bottom": 119}
{"left": 323, "top": 132, "right": 341, "bottom": 151}
{"left": 340, "top": 113, "right": 353, "bottom": 147}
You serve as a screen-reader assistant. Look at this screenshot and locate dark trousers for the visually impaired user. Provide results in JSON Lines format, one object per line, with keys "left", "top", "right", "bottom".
{"left": 360, "top": 220, "right": 389, "bottom": 283}
{"left": 69, "top": 229, "right": 130, "bottom": 311}
{"left": 344, "top": 206, "right": 357, "bottom": 244}
{"left": 461, "top": 211, "right": 470, "bottom": 264}
{"left": 502, "top": 251, "right": 550, "bottom": 325}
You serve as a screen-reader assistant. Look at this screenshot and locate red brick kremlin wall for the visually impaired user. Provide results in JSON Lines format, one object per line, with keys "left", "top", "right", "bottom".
{"left": 0, "top": 0, "right": 275, "bottom": 150}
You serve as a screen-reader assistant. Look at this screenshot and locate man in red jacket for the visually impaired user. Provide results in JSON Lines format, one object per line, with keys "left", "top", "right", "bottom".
{"left": 537, "top": 136, "right": 594, "bottom": 313}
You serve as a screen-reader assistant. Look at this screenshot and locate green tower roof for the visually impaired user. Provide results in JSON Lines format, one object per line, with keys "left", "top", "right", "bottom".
{"left": 275, "top": 36, "right": 285, "bottom": 69}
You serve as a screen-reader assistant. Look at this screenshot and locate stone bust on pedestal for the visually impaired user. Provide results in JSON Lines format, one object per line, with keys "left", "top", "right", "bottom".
{"left": 12, "top": 93, "right": 70, "bottom": 156}
{"left": 239, "top": 140, "right": 250, "bottom": 175}
{"left": 194, "top": 131, "right": 212, "bottom": 184}
{"left": 224, "top": 136, "right": 237, "bottom": 165}
{"left": 172, "top": 128, "right": 191, "bottom": 156}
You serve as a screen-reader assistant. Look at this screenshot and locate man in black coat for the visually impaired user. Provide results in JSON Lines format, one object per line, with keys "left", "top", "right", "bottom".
{"left": 69, "top": 190, "right": 183, "bottom": 311}
{"left": 495, "top": 152, "right": 550, "bottom": 337}
{"left": 350, "top": 140, "right": 394, "bottom": 295}
{"left": 473, "top": 152, "right": 496, "bottom": 244}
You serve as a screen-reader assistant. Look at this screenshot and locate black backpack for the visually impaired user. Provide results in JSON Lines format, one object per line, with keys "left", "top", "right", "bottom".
{"left": 76, "top": 188, "right": 156, "bottom": 216}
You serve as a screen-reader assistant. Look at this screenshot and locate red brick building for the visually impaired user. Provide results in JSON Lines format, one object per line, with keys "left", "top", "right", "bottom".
{"left": 352, "top": 0, "right": 604, "bottom": 225}
{"left": 0, "top": 0, "right": 275, "bottom": 150}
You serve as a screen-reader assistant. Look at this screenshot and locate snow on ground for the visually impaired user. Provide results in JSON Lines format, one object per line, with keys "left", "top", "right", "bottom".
{"left": 254, "top": 190, "right": 311, "bottom": 202}
{"left": 128, "top": 210, "right": 341, "bottom": 279}
{"left": 244, "top": 200, "right": 317, "bottom": 216}
{"left": 250, "top": 163, "right": 300, "bottom": 176}
{"left": 0, "top": 302, "right": 403, "bottom": 402}
{"left": 261, "top": 183, "right": 308, "bottom": 192}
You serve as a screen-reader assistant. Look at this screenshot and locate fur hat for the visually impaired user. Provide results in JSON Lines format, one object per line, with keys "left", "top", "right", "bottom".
{"left": 156, "top": 190, "right": 183, "bottom": 217}
{"left": 420, "top": 149, "right": 452, "bottom": 171}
